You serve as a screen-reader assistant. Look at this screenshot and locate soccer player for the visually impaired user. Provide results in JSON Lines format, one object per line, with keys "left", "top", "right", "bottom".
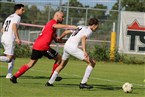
{"left": 10, "top": 11, "right": 76, "bottom": 83}
{"left": 45, "top": 18, "right": 99, "bottom": 89}
{"left": 0, "top": 4, "right": 25, "bottom": 78}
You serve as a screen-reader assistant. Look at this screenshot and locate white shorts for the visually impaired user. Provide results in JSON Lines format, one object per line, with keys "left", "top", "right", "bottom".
{"left": 62, "top": 44, "right": 85, "bottom": 60}
{"left": 1, "top": 41, "right": 15, "bottom": 55}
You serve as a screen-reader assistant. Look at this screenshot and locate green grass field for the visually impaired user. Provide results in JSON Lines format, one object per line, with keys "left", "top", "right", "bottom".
{"left": 0, "top": 58, "right": 145, "bottom": 97}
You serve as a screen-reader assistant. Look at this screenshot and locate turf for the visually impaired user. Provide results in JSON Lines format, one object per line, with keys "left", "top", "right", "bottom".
{"left": 0, "top": 58, "right": 145, "bottom": 97}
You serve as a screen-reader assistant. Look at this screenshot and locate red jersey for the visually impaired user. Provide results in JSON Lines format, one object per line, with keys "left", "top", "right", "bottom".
{"left": 33, "top": 19, "right": 57, "bottom": 51}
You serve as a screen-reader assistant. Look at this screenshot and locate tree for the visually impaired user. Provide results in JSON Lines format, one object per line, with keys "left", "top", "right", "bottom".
{"left": 0, "top": 2, "right": 15, "bottom": 23}
{"left": 109, "top": 0, "right": 145, "bottom": 30}
{"left": 60, "top": 0, "right": 86, "bottom": 25}
{"left": 7, "top": 0, "right": 15, "bottom": 1}
{"left": 89, "top": 4, "right": 107, "bottom": 19}
{"left": 112, "top": 0, "right": 145, "bottom": 12}
{"left": 121, "top": 0, "right": 145, "bottom": 12}
{"left": 29, "top": 5, "right": 39, "bottom": 24}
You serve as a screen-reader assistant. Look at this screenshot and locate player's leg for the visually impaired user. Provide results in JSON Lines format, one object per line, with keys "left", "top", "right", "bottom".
{"left": 51, "top": 54, "right": 63, "bottom": 81}
{"left": 0, "top": 42, "right": 15, "bottom": 78}
{"left": 5, "top": 55, "right": 14, "bottom": 78}
{"left": 50, "top": 54, "right": 61, "bottom": 77}
{"left": 45, "top": 59, "right": 69, "bottom": 86}
{"left": 81, "top": 57, "right": 96, "bottom": 83}
{"left": 79, "top": 57, "right": 96, "bottom": 89}
{"left": 10, "top": 59, "right": 38, "bottom": 83}
{"left": 68, "top": 47, "right": 95, "bottom": 89}
{"left": 0, "top": 42, "right": 14, "bottom": 62}
{"left": 6, "top": 59, "right": 15, "bottom": 78}
{"left": 0, "top": 55, "right": 11, "bottom": 62}
{"left": 45, "top": 49, "right": 70, "bottom": 86}
{"left": 10, "top": 49, "right": 42, "bottom": 83}
{"left": 55, "top": 59, "right": 69, "bottom": 73}
{"left": 44, "top": 48, "right": 62, "bottom": 81}
{"left": 14, "top": 59, "right": 38, "bottom": 78}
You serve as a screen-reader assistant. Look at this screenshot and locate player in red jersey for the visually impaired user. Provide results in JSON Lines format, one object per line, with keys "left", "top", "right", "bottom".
{"left": 10, "top": 11, "right": 76, "bottom": 83}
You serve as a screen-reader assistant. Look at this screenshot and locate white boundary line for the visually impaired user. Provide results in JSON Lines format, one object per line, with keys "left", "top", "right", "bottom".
{"left": 0, "top": 65, "right": 144, "bottom": 87}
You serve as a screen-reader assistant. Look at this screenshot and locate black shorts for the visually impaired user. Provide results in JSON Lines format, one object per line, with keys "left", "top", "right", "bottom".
{"left": 31, "top": 48, "right": 58, "bottom": 60}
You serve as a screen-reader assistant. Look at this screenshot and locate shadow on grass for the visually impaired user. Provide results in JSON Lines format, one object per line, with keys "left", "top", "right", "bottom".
{"left": 93, "top": 84, "right": 122, "bottom": 90}
{"left": 21, "top": 75, "right": 49, "bottom": 79}
{"left": 20, "top": 76, "right": 81, "bottom": 80}
{"left": 0, "top": 75, "right": 49, "bottom": 79}
{"left": 0, "top": 75, "right": 6, "bottom": 78}
{"left": 55, "top": 83, "right": 145, "bottom": 92}
{"left": 54, "top": 83, "right": 121, "bottom": 90}
{"left": 57, "top": 83, "right": 79, "bottom": 87}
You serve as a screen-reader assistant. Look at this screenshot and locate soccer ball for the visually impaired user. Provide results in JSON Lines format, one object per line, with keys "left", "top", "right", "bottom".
{"left": 122, "top": 82, "right": 133, "bottom": 93}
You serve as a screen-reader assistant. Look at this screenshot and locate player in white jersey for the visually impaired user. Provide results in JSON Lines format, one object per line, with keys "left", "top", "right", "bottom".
{"left": 0, "top": 4, "right": 25, "bottom": 78}
{"left": 46, "top": 18, "right": 99, "bottom": 89}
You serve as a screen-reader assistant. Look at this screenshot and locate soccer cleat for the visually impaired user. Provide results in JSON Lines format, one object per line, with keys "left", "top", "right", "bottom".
{"left": 79, "top": 83, "right": 93, "bottom": 89}
{"left": 45, "top": 82, "right": 54, "bottom": 87}
{"left": 10, "top": 76, "right": 17, "bottom": 83}
{"left": 6, "top": 73, "right": 13, "bottom": 79}
{"left": 55, "top": 76, "right": 62, "bottom": 81}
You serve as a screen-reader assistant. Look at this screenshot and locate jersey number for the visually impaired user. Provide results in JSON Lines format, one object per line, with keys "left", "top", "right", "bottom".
{"left": 72, "top": 28, "right": 82, "bottom": 36}
{"left": 4, "top": 20, "right": 11, "bottom": 31}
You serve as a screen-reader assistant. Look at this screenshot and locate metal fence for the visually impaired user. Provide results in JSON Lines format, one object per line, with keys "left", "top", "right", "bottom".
{"left": 0, "top": 0, "right": 120, "bottom": 49}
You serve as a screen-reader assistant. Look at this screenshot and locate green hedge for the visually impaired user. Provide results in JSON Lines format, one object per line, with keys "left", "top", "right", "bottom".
{"left": 14, "top": 44, "right": 31, "bottom": 58}
{"left": 88, "top": 44, "right": 145, "bottom": 64}
{"left": 1, "top": 43, "right": 144, "bottom": 64}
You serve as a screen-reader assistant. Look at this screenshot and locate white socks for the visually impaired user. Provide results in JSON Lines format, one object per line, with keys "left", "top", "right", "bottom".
{"left": 7, "top": 59, "right": 14, "bottom": 74}
{"left": 81, "top": 65, "right": 93, "bottom": 84}
{"left": 48, "top": 71, "right": 58, "bottom": 84}
{"left": 48, "top": 66, "right": 93, "bottom": 84}
{"left": 0, "top": 56, "right": 10, "bottom": 62}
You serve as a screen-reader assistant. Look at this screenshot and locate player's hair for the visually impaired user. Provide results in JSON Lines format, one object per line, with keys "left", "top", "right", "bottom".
{"left": 14, "top": 4, "right": 24, "bottom": 11}
{"left": 88, "top": 18, "right": 99, "bottom": 26}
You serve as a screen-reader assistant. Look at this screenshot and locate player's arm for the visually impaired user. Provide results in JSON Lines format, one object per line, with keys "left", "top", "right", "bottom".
{"left": 55, "top": 38, "right": 67, "bottom": 43}
{"left": 54, "top": 30, "right": 72, "bottom": 43}
{"left": 0, "top": 22, "right": 3, "bottom": 32}
{"left": 53, "top": 24, "right": 77, "bottom": 29}
{"left": 13, "top": 23, "right": 21, "bottom": 45}
{"left": 59, "top": 30, "right": 72, "bottom": 39}
{"left": 53, "top": 36, "right": 66, "bottom": 43}
{"left": 53, "top": 33, "right": 65, "bottom": 43}
{"left": 1, "top": 28, "right": 3, "bottom": 33}
{"left": 81, "top": 36, "right": 88, "bottom": 58}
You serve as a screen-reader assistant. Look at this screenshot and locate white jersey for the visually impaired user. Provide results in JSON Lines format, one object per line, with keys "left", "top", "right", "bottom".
{"left": 62, "top": 26, "right": 93, "bottom": 60}
{"left": 65, "top": 26, "right": 92, "bottom": 47}
{"left": 1, "top": 13, "right": 21, "bottom": 43}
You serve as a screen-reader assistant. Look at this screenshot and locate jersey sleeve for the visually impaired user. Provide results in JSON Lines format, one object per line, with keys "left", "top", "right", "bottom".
{"left": 83, "top": 30, "right": 92, "bottom": 38}
{"left": 70, "top": 25, "right": 80, "bottom": 32}
{"left": 51, "top": 20, "right": 57, "bottom": 28}
{"left": 13, "top": 15, "right": 21, "bottom": 24}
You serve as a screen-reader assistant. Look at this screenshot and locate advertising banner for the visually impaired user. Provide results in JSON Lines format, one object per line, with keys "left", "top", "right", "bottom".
{"left": 119, "top": 11, "right": 145, "bottom": 55}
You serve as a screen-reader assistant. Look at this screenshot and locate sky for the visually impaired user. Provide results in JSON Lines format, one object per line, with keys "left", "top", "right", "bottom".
{"left": 14, "top": 0, "right": 117, "bottom": 9}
